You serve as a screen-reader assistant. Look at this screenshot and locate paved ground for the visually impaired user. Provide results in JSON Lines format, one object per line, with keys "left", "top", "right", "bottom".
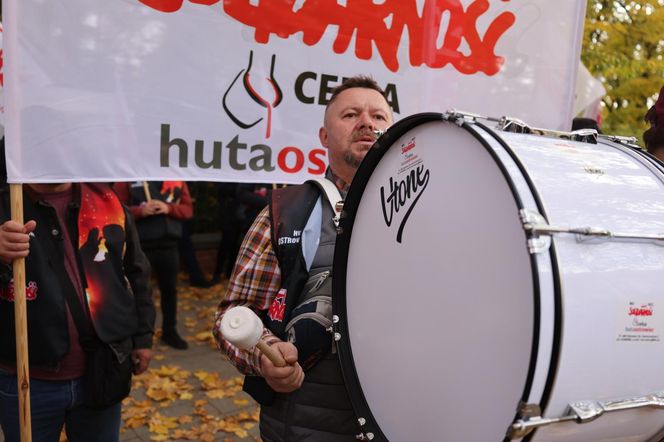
{"left": 119, "top": 274, "right": 261, "bottom": 442}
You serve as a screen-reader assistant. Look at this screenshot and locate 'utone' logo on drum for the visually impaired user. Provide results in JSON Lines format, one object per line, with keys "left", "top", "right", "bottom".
{"left": 380, "top": 164, "right": 430, "bottom": 243}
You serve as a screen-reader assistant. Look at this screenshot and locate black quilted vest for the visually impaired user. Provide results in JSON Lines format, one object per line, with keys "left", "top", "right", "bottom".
{"left": 244, "top": 182, "right": 360, "bottom": 442}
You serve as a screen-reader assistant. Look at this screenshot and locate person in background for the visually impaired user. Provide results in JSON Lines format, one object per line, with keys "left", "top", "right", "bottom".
{"left": 235, "top": 182, "right": 273, "bottom": 236}
{"left": 212, "top": 76, "right": 394, "bottom": 441}
{"left": 211, "top": 183, "right": 240, "bottom": 283}
{"left": 0, "top": 182, "right": 155, "bottom": 441}
{"left": 210, "top": 183, "right": 277, "bottom": 285}
{"left": 644, "top": 85, "right": 664, "bottom": 162}
{"left": 179, "top": 218, "right": 212, "bottom": 288}
{"left": 113, "top": 181, "right": 192, "bottom": 350}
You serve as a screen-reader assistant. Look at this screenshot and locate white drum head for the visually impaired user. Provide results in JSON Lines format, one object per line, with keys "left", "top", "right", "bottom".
{"left": 334, "top": 114, "right": 537, "bottom": 441}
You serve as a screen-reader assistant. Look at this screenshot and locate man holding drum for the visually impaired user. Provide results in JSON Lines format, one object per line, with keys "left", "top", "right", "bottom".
{"left": 213, "top": 76, "right": 394, "bottom": 441}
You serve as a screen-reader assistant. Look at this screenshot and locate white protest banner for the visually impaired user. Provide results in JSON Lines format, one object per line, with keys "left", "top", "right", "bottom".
{"left": 5, "top": 0, "right": 586, "bottom": 184}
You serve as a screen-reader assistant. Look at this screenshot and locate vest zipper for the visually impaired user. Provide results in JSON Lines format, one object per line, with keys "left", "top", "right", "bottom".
{"left": 308, "top": 270, "right": 330, "bottom": 293}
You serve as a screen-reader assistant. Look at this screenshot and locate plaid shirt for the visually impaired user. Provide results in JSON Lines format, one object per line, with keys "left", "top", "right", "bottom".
{"left": 212, "top": 206, "right": 281, "bottom": 375}
{"left": 212, "top": 170, "right": 349, "bottom": 376}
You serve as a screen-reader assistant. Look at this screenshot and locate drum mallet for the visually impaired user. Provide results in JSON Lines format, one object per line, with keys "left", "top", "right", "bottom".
{"left": 220, "top": 306, "right": 286, "bottom": 367}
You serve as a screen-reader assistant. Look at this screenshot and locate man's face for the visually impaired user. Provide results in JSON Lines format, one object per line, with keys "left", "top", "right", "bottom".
{"left": 319, "top": 88, "right": 393, "bottom": 183}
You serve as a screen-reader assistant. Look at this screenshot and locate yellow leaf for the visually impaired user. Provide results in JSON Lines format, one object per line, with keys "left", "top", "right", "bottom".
{"left": 233, "top": 398, "right": 249, "bottom": 406}
{"left": 149, "top": 422, "right": 169, "bottom": 435}
{"left": 233, "top": 428, "right": 249, "bottom": 438}
{"left": 180, "top": 392, "right": 194, "bottom": 400}
{"left": 153, "top": 365, "right": 179, "bottom": 376}
{"left": 178, "top": 415, "right": 194, "bottom": 424}
{"left": 206, "top": 389, "right": 226, "bottom": 399}
{"left": 195, "top": 331, "right": 213, "bottom": 341}
{"left": 146, "top": 389, "right": 170, "bottom": 401}
{"left": 200, "top": 432, "right": 216, "bottom": 442}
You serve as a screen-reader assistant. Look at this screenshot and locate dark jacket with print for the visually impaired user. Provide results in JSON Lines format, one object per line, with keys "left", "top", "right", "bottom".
{"left": 0, "top": 183, "right": 155, "bottom": 368}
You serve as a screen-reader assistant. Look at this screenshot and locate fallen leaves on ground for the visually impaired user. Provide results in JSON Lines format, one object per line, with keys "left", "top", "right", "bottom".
{"left": 121, "top": 276, "right": 261, "bottom": 441}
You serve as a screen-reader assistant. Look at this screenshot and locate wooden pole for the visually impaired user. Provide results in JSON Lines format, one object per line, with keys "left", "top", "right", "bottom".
{"left": 142, "top": 181, "right": 152, "bottom": 201}
{"left": 10, "top": 183, "right": 32, "bottom": 442}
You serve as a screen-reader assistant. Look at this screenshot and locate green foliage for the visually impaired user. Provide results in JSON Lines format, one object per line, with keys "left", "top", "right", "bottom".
{"left": 582, "top": 0, "right": 664, "bottom": 141}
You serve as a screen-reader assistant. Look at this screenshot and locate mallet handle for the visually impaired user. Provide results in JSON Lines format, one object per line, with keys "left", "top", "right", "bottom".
{"left": 255, "top": 340, "right": 286, "bottom": 367}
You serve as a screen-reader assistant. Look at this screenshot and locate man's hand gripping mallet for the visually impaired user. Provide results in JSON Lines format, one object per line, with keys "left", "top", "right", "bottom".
{"left": 219, "top": 306, "right": 286, "bottom": 367}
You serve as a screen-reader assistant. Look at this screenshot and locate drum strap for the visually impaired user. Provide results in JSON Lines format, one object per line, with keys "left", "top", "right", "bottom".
{"left": 306, "top": 178, "right": 343, "bottom": 228}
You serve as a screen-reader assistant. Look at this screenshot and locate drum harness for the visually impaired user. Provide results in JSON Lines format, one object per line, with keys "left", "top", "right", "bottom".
{"left": 283, "top": 177, "right": 344, "bottom": 364}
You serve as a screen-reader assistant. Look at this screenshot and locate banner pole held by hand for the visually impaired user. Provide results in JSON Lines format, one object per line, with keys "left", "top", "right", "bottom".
{"left": 142, "top": 181, "right": 152, "bottom": 201}
{"left": 10, "top": 183, "right": 32, "bottom": 442}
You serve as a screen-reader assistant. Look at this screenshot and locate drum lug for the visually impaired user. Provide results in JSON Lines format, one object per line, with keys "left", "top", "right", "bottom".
{"left": 443, "top": 109, "right": 482, "bottom": 126}
{"left": 508, "top": 402, "right": 539, "bottom": 438}
{"left": 526, "top": 237, "right": 551, "bottom": 254}
{"left": 599, "top": 133, "right": 639, "bottom": 146}
{"left": 499, "top": 117, "right": 532, "bottom": 134}
{"left": 519, "top": 209, "right": 552, "bottom": 253}
{"left": 508, "top": 392, "right": 664, "bottom": 439}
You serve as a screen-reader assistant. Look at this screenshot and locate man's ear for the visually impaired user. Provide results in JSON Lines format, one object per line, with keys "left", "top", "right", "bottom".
{"left": 319, "top": 126, "right": 328, "bottom": 148}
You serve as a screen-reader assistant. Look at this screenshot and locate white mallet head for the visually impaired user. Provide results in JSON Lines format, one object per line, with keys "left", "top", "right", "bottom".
{"left": 219, "top": 306, "right": 264, "bottom": 350}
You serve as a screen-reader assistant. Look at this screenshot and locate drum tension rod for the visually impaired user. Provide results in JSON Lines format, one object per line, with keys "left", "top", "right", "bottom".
{"left": 444, "top": 110, "right": 602, "bottom": 144}
{"left": 520, "top": 209, "right": 664, "bottom": 252}
{"left": 508, "top": 393, "right": 664, "bottom": 439}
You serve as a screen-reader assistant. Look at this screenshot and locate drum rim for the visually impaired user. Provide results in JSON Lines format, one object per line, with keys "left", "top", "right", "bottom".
{"left": 333, "top": 113, "right": 563, "bottom": 441}
{"left": 597, "top": 137, "right": 664, "bottom": 179}
{"left": 333, "top": 112, "right": 443, "bottom": 441}
{"left": 471, "top": 122, "right": 564, "bottom": 441}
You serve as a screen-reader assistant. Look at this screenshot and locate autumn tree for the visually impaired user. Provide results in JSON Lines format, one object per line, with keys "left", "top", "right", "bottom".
{"left": 582, "top": 0, "right": 664, "bottom": 140}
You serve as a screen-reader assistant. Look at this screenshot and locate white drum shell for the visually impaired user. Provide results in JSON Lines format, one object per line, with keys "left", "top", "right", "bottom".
{"left": 336, "top": 116, "right": 664, "bottom": 442}
{"left": 493, "top": 132, "right": 664, "bottom": 442}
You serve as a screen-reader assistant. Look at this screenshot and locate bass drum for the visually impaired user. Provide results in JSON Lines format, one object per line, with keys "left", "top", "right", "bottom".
{"left": 332, "top": 112, "right": 664, "bottom": 441}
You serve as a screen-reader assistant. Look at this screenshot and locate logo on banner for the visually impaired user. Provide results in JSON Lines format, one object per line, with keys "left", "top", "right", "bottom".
{"left": 380, "top": 137, "right": 430, "bottom": 244}
{"left": 223, "top": 50, "right": 283, "bottom": 139}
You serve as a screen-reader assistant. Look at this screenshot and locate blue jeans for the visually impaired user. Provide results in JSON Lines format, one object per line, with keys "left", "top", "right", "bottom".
{"left": 0, "top": 369, "right": 121, "bottom": 442}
